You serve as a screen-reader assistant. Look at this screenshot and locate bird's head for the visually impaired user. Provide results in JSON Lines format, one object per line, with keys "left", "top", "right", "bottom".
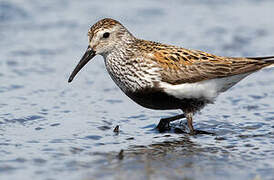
{"left": 68, "top": 18, "right": 134, "bottom": 83}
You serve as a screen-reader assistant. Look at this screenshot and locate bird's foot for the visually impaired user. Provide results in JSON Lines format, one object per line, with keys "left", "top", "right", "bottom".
{"left": 189, "top": 129, "right": 215, "bottom": 135}
{"left": 156, "top": 114, "right": 185, "bottom": 133}
{"left": 156, "top": 119, "right": 170, "bottom": 133}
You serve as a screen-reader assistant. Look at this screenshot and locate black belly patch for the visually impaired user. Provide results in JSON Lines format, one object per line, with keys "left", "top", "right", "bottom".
{"left": 125, "top": 88, "right": 211, "bottom": 112}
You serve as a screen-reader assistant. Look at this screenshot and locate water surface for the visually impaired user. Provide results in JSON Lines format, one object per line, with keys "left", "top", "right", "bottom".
{"left": 0, "top": 0, "right": 274, "bottom": 179}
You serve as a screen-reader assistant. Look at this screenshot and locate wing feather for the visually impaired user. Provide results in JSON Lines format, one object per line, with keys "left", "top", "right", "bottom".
{"left": 149, "top": 48, "right": 271, "bottom": 84}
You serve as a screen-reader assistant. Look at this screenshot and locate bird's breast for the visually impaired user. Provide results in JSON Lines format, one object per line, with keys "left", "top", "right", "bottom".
{"left": 104, "top": 55, "right": 161, "bottom": 93}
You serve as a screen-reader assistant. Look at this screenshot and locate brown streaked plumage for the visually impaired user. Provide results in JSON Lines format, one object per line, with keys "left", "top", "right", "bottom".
{"left": 152, "top": 48, "right": 273, "bottom": 84}
{"left": 68, "top": 18, "right": 274, "bottom": 134}
{"left": 88, "top": 18, "right": 122, "bottom": 39}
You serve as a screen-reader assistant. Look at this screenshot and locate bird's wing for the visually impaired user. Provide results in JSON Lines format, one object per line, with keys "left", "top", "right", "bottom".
{"left": 149, "top": 48, "right": 271, "bottom": 84}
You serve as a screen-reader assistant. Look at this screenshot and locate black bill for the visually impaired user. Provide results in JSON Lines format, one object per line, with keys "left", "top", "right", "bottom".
{"left": 68, "top": 46, "right": 96, "bottom": 83}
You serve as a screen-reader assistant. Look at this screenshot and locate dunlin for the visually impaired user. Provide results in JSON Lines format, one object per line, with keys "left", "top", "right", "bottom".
{"left": 68, "top": 18, "right": 274, "bottom": 134}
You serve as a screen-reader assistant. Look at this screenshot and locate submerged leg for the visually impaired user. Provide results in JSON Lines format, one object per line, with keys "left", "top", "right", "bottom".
{"left": 156, "top": 114, "right": 185, "bottom": 132}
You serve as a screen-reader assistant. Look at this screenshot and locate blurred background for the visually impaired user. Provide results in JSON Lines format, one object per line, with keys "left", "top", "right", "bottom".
{"left": 0, "top": 0, "right": 274, "bottom": 180}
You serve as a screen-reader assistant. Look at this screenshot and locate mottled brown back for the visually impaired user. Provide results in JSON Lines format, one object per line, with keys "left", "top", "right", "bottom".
{"left": 136, "top": 40, "right": 274, "bottom": 84}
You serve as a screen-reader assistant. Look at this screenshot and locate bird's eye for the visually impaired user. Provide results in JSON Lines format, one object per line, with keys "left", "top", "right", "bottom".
{"left": 103, "top": 32, "right": 110, "bottom": 38}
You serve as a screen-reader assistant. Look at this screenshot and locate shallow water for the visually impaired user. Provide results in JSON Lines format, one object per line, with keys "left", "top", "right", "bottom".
{"left": 1, "top": 0, "right": 274, "bottom": 180}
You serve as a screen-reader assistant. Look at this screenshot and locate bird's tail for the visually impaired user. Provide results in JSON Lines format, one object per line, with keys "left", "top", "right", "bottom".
{"left": 247, "top": 56, "right": 274, "bottom": 69}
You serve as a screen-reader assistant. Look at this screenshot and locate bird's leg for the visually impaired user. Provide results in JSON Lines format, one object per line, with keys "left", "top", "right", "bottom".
{"left": 186, "top": 112, "right": 215, "bottom": 135}
{"left": 186, "top": 112, "right": 195, "bottom": 134}
{"left": 156, "top": 114, "right": 185, "bottom": 132}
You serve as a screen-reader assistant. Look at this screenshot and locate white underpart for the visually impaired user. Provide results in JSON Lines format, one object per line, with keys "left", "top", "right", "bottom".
{"left": 160, "top": 72, "right": 252, "bottom": 101}
{"left": 264, "top": 63, "right": 274, "bottom": 69}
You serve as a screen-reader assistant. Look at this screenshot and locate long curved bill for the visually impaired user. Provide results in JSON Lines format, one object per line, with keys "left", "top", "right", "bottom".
{"left": 68, "top": 46, "right": 96, "bottom": 83}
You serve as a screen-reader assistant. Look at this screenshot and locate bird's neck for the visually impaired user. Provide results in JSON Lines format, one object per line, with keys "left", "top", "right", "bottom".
{"left": 104, "top": 37, "right": 137, "bottom": 64}
{"left": 103, "top": 38, "right": 152, "bottom": 93}
{"left": 104, "top": 40, "right": 135, "bottom": 80}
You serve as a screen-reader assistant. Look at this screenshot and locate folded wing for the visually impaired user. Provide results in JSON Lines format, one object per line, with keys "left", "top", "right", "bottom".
{"left": 150, "top": 48, "right": 274, "bottom": 85}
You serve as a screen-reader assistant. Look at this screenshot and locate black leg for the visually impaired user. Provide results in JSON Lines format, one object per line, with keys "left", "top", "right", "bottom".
{"left": 156, "top": 114, "right": 185, "bottom": 132}
{"left": 192, "top": 129, "right": 215, "bottom": 135}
